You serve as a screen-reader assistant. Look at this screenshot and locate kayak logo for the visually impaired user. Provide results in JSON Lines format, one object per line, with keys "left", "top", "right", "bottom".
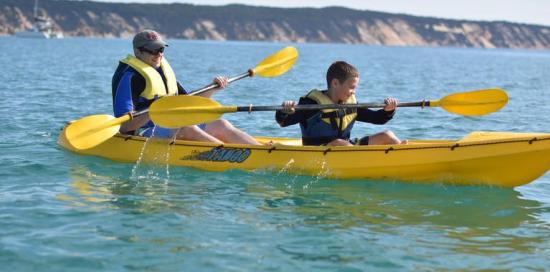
{"left": 182, "top": 147, "right": 251, "bottom": 163}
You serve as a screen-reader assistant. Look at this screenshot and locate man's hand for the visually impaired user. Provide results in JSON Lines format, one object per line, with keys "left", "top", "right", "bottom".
{"left": 213, "top": 76, "right": 228, "bottom": 89}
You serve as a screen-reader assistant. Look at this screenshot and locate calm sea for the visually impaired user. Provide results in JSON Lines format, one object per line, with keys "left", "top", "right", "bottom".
{"left": 1, "top": 36, "right": 549, "bottom": 271}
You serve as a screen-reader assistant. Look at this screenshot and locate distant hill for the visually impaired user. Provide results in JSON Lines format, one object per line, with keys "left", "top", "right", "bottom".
{"left": 1, "top": 0, "right": 550, "bottom": 49}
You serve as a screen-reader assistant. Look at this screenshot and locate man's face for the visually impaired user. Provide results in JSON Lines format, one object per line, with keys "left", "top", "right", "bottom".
{"left": 136, "top": 47, "right": 164, "bottom": 68}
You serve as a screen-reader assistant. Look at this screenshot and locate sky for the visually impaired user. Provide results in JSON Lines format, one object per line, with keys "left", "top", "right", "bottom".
{"left": 88, "top": 0, "right": 550, "bottom": 26}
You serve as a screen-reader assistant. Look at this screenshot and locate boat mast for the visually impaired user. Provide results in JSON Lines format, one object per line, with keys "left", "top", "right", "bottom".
{"left": 33, "top": 0, "right": 38, "bottom": 20}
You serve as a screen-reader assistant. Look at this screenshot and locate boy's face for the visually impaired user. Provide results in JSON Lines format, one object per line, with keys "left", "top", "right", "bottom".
{"left": 331, "top": 76, "right": 359, "bottom": 102}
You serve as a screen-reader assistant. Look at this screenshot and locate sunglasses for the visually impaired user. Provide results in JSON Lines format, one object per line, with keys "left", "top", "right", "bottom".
{"left": 139, "top": 47, "right": 165, "bottom": 55}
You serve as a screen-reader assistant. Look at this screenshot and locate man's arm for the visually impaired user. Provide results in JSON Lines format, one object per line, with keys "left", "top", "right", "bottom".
{"left": 194, "top": 76, "right": 228, "bottom": 98}
{"left": 113, "top": 72, "right": 150, "bottom": 133}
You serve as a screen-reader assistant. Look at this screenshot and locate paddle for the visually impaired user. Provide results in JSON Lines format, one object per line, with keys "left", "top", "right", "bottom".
{"left": 149, "top": 88, "right": 508, "bottom": 128}
{"left": 189, "top": 46, "right": 298, "bottom": 96}
{"left": 62, "top": 46, "right": 299, "bottom": 150}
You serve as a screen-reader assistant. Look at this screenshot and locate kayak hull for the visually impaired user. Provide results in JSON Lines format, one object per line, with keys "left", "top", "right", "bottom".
{"left": 58, "top": 128, "right": 550, "bottom": 187}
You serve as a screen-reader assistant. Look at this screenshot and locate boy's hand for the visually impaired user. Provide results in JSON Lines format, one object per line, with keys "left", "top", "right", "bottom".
{"left": 281, "top": 100, "right": 296, "bottom": 114}
{"left": 383, "top": 97, "right": 398, "bottom": 111}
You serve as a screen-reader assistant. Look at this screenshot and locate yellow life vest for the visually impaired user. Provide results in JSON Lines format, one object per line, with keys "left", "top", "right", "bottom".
{"left": 305, "top": 89, "right": 357, "bottom": 130}
{"left": 120, "top": 55, "right": 178, "bottom": 99}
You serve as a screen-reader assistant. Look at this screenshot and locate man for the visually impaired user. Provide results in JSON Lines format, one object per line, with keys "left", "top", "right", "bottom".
{"left": 112, "top": 30, "right": 260, "bottom": 145}
{"left": 276, "top": 61, "right": 406, "bottom": 146}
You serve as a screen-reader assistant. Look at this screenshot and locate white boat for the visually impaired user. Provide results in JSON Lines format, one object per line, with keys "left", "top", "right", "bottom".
{"left": 14, "top": 0, "right": 63, "bottom": 39}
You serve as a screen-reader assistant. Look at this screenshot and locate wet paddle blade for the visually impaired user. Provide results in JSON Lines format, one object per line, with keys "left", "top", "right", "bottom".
{"left": 253, "top": 46, "right": 298, "bottom": 77}
{"left": 62, "top": 114, "right": 127, "bottom": 150}
{"left": 150, "top": 96, "right": 237, "bottom": 128}
{"left": 433, "top": 88, "right": 509, "bottom": 116}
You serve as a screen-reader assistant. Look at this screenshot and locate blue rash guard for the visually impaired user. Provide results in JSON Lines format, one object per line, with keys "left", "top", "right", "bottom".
{"left": 111, "top": 62, "right": 188, "bottom": 137}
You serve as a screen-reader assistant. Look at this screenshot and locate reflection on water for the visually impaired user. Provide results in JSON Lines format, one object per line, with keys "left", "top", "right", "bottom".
{"left": 59, "top": 162, "right": 550, "bottom": 262}
{"left": 252, "top": 175, "right": 538, "bottom": 226}
{"left": 59, "top": 136, "right": 189, "bottom": 213}
{"left": 58, "top": 164, "right": 180, "bottom": 214}
{"left": 247, "top": 174, "right": 550, "bottom": 257}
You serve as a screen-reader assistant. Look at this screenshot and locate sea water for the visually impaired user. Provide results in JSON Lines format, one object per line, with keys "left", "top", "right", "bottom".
{"left": 1, "top": 37, "right": 549, "bottom": 271}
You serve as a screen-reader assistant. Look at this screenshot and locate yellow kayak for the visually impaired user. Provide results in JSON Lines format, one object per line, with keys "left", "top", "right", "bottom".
{"left": 58, "top": 126, "right": 550, "bottom": 187}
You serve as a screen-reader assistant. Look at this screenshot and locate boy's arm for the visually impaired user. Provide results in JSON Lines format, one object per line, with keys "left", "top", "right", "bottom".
{"left": 275, "top": 97, "right": 318, "bottom": 127}
{"left": 356, "top": 108, "right": 395, "bottom": 124}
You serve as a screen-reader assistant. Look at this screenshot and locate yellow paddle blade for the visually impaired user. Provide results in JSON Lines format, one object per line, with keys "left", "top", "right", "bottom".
{"left": 252, "top": 46, "right": 298, "bottom": 77}
{"left": 62, "top": 114, "right": 128, "bottom": 150}
{"left": 431, "top": 88, "right": 509, "bottom": 116}
{"left": 150, "top": 96, "right": 238, "bottom": 128}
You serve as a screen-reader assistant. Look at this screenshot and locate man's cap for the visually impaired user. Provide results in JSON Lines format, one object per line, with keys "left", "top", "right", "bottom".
{"left": 133, "top": 30, "right": 168, "bottom": 50}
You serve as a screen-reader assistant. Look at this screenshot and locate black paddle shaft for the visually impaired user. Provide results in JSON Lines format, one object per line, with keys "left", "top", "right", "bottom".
{"left": 235, "top": 101, "right": 431, "bottom": 112}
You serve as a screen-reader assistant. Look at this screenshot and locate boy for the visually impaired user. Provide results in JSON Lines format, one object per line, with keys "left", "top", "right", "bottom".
{"left": 275, "top": 61, "right": 406, "bottom": 146}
